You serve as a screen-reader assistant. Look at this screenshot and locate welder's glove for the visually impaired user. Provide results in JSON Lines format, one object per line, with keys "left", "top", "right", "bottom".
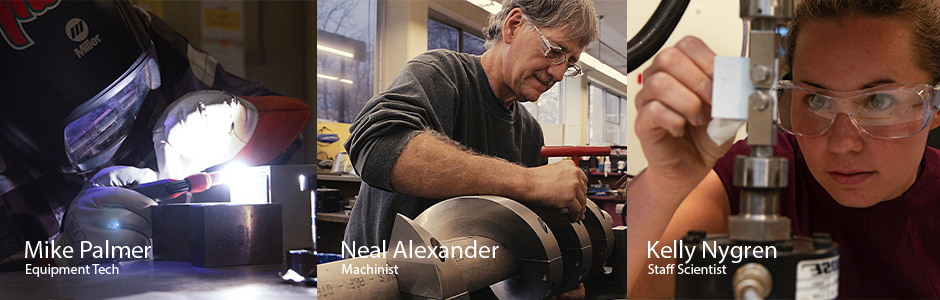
{"left": 53, "top": 166, "right": 158, "bottom": 267}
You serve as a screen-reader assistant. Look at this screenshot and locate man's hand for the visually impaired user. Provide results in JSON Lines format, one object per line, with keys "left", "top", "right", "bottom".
{"left": 520, "top": 161, "right": 587, "bottom": 222}
{"left": 53, "top": 166, "right": 158, "bottom": 267}
{"left": 389, "top": 133, "right": 588, "bottom": 222}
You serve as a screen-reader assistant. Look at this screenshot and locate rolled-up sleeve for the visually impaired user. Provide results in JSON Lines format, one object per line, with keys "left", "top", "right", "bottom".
{"left": 344, "top": 60, "right": 456, "bottom": 192}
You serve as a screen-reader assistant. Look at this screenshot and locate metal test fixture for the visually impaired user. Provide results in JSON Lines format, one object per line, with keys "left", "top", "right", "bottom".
{"left": 670, "top": 1, "right": 840, "bottom": 298}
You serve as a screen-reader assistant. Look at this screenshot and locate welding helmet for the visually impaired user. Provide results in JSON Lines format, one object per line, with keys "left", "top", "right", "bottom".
{"left": 154, "top": 90, "right": 311, "bottom": 179}
{"left": 0, "top": 0, "right": 160, "bottom": 174}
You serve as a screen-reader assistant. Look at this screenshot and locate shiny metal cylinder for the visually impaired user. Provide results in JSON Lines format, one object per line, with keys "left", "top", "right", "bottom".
{"left": 741, "top": 189, "right": 779, "bottom": 216}
{"left": 733, "top": 155, "right": 788, "bottom": 189}
{"left": 317, "top": 256, "right": 402, "bottom": 300}
{"left": 448, "top": 236, "right": 518, "bottom": 292}
{"left": 750, "top": 145, "right": 773, "bottom": 158}
{"left": 415, "top": 195, "right": 563, "bottom": 299}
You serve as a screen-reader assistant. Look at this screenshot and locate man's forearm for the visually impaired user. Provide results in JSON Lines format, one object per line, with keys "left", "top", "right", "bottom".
{"left": 388, "top": 132, "right": 532, "bottom": 200}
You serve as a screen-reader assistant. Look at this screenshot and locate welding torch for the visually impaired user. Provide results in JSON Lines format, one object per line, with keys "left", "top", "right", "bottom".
{"left": 129, "top": 171, "right": 224, "bottom": 200}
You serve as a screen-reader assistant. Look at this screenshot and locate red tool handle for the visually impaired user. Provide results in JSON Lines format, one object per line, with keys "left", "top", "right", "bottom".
{"left": 540, "top": 146, "right": 611, "bottom": 166}
{"left": 186, "top": 173, "right": 213, "bottom": 193}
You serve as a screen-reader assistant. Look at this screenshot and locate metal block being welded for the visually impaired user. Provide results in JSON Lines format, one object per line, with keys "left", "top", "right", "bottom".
{"left": 190, "top": 203, "right": 283, "bottom": 267}
{"left": 192, "top": 165, "right": 316, "bottom": 258}
{"left": 153, "top": 203, "right": 283, "bottom": 267}
{"left": 151, "top": 203, "right": 193, "bottom": 262}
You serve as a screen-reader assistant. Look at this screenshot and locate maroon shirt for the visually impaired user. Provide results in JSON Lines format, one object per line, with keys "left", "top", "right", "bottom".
{"left": 715, "top": 132, "right": 940, "bottom": 299}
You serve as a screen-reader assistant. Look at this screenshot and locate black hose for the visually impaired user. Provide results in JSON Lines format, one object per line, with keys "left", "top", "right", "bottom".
{"left": 626, "top": 0, "right": 691, "bottom": 73}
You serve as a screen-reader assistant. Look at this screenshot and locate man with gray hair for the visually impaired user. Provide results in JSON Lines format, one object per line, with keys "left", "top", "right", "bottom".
{"left": 344, "top": 0, "right": 598, "bottom": 298}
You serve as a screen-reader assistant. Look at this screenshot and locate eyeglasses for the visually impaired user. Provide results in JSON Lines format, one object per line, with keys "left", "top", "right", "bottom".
{"left": 775, "top": 80, "right": 940, "bottom": 139}
{"left": 531, "top": 24, "right": 582, "bottom": 78}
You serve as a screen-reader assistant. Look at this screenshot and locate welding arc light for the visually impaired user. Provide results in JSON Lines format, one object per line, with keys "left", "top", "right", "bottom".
{"left": 220, "top": 163, "right": 270, "bottom": 204}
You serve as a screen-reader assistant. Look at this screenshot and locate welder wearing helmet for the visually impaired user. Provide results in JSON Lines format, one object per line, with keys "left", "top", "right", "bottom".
{"left": 0, "top": 0, "right": 310, "bottom": 268}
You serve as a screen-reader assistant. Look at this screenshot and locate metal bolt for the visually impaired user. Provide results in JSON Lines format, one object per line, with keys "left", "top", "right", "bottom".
{"left": 751, "top": 65, "right": 770, "bottom": 83}
{"left": 749, "top": 92, "right": 771, "bottom": 111}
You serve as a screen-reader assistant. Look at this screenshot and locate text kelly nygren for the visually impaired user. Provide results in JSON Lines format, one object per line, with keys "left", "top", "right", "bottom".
{"left": 648, "top": 240, "right": 777, "bottom": 264}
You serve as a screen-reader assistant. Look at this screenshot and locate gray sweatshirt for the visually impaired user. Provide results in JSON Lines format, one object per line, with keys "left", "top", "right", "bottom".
{"left": 343, "top": 49, "right": 547, "bottom": 251}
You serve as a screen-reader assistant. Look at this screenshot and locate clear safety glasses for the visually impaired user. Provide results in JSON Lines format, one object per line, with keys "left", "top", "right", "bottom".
{"left": 776, "top": 80, "right": 940, "bottom": 139}
{"left": 531, "top": 24, "right": 583, "bottom": 78}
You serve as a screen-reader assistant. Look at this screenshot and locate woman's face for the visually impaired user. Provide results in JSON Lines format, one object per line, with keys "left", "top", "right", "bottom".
{"left": 792, "top": 17, "right": 940, "bottom": 207}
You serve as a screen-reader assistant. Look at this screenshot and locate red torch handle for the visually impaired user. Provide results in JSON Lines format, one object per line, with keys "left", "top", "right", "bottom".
{"left": 540, "top": 146, "right": 612, "bottom": 166}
